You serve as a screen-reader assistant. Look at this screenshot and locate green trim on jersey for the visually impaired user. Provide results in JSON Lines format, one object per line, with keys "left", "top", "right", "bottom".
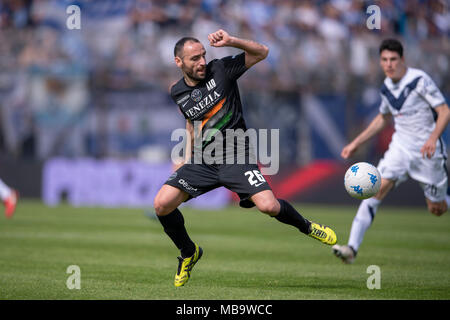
{"left": 202, "top": 110, "right": 233, "bottom": 147}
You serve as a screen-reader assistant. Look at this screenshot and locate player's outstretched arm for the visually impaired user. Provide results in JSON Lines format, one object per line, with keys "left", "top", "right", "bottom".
{"left": 208, "top": 29, "right": 269, "bottom": 68}
{"left": 341, "top": 113, "right": 391, "bottom": 159}
{"left": 421, "top": 103, "right": 450, "bottom": 159}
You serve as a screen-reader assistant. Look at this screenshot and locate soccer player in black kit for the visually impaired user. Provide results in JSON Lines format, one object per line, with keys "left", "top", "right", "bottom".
{"left": 153, "top": 29, "right": 337, "bottom": 287}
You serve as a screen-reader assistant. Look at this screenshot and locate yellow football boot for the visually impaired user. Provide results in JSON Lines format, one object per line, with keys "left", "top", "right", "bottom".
{"left": 174, "top": 244, "right": 203, "bottom": 287}
{"left": 308, "top": 222, "right": 337, "bottom": 245}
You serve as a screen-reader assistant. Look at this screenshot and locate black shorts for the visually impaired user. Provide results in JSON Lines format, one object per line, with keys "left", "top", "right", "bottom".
{"left": 164, "top": 163, "right": 272, "bottom": 208}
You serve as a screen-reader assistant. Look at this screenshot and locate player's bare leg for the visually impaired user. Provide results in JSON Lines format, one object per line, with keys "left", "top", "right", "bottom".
{"left": 250, "top": 190, "right": 337, "bottom": 245}
{"left": 250, "top": 190, "right": 280, "bottom": 216}
{"left": 333, "top": 178, "right": 394, "bottom": 263}
{"left": 154, "top": 184, "right": 189, "bottom": 216}
{"left": 373, "top": 178, "right": 396, "bottom": 201}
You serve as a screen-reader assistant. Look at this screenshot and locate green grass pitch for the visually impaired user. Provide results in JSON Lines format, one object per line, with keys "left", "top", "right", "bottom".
{"left": 0, "top": 200, "right": 449, "bottom": 300}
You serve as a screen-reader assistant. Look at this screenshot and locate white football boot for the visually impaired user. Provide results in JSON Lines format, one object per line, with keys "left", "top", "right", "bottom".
{"left": 332, "top": 244, "right": 356, "bottom": 264}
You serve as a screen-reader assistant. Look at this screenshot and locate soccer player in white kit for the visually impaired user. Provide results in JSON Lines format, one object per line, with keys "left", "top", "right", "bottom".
{"left": 333, "top": 39, "right": 450, "bottom": 264}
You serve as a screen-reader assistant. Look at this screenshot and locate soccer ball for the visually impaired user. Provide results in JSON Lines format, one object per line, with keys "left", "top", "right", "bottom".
{"left": 344, "top": 162, "right": 381, "bottom": 200}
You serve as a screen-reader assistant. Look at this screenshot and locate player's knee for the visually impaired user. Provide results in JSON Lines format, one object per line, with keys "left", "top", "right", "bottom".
{"left": 255, "top": 198, "right": 279, "bottom": 216}
{"left": 153, "top": 195, "right": 172, "bottom": 216}
{"left": 153, "top": 198, "right": 164, "bottom": 216}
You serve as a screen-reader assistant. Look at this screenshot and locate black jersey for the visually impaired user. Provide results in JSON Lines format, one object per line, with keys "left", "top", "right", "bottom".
{"left": 170, "top": 52, "right": 253, "bottom": 163}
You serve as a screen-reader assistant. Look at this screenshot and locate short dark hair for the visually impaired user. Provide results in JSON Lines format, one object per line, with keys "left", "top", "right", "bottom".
{"left": 379, "top": 39, "right": 403, "bottom": 57}
{"left": 174, "top": 37, "right": 200, "bottom": 57}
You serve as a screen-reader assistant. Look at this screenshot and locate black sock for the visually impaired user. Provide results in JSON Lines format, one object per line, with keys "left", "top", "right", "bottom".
{"left": 349, "top": 246, "right": 358, "bottom": 257}
{"left": 157, "top": 208, "right": 196, "bottom": 258}
{"left": 274, "top": 199, "right": 311, "bottom": 234}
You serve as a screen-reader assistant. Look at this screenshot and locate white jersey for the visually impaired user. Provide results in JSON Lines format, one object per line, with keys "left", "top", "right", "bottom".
{"left": 379, "top": 67, "right": 447, "bottom": 157}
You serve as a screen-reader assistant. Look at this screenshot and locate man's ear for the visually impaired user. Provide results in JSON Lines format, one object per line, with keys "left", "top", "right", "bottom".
{"left": 175, "top": 56, "right": 183, "bottom": 68}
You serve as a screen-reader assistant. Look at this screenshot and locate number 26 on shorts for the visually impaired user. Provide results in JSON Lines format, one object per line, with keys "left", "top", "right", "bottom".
{"left": 245, "top": 170, "right": 266, "bottom": 187}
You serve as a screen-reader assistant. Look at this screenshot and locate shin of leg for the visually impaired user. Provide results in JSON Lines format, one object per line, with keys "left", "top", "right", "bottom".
{"left": 374, "top": 178, "right": 395, "bottom": 201}
{"left": 348, "top": 198, "right": 379, "bottom": 252}
{"left": 153, "top": 185, "right": 189, "bottom": 216}
{"left": 250, "top": 190, "right": 280, "bottom": 216}
{"left": 347, "top": 181, "right": 392, "bottom": 251}
{"left": 426, "top": 199, "right": 447, "bottom": 216}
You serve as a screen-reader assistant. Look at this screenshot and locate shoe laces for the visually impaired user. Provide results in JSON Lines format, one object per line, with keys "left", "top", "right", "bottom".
{"left": 177, "top": 255, "right": 196, "bottom": 275}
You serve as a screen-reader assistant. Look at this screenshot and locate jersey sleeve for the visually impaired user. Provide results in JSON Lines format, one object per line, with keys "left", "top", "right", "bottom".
{"left": 170, "top": 86, "right": 189, "bottom": 120}
{"left": 220, "top": 52, "right": 248, "bottom": 81}
{"left": 379, "top": 95, "right": 390, "bottom": 114}
{"left": 416, "top": 74, "right": 446, "bottom": 108}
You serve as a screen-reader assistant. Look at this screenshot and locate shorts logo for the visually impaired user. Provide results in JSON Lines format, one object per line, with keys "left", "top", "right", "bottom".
{"left": 244, "top": 170, "right": 266, "bottom": 187}
{"left": 191, "top": 89, "right": 202, "bottom": 102}
{"left": 178, "top": 179, "right": 198, "bottom": 192}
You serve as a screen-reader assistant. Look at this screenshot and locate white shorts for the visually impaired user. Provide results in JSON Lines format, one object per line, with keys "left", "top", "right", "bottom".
{"left": 377, "top": 140, "right": 448, "bottom": 202}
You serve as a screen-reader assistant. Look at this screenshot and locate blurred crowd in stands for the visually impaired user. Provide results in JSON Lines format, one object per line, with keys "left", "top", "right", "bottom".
{"left": 0, "top": 0, "right": 449, "bottom": 162}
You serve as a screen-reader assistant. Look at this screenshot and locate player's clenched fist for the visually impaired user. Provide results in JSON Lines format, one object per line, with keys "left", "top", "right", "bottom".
{"left": 208, "top": 29, "right": 232, "bottom": 47}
